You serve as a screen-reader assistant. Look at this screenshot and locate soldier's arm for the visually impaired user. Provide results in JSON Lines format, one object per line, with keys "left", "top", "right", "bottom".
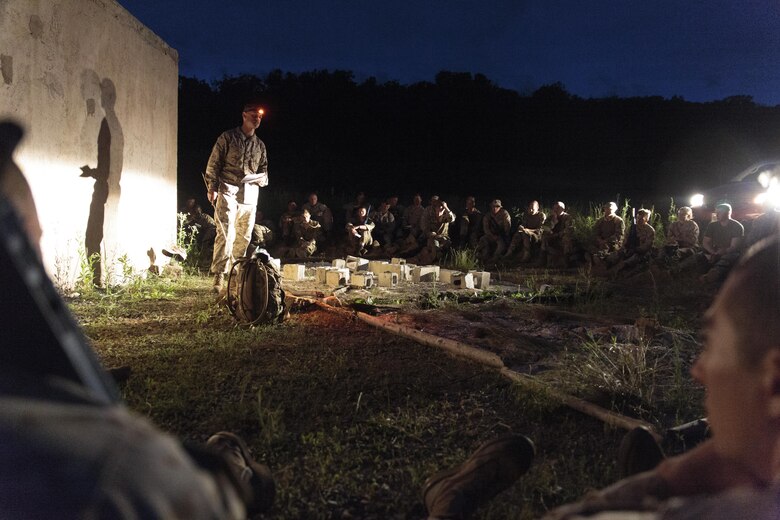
{"left": 205, "top": 133, "right": 227, "bottom": 193}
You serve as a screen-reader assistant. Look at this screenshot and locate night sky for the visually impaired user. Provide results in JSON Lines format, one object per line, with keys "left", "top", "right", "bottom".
{"left": 119, "top": 0, "right": 780, "bottom": 105}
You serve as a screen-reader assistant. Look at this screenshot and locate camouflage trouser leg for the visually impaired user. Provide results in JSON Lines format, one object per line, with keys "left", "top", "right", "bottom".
{"left": 211, "top": 193, "right": 257, "bottom": 275}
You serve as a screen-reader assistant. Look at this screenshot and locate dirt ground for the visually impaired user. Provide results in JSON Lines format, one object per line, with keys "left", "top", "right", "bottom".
{"left": 69, "top": 264, "right": 709, "bottom": 519}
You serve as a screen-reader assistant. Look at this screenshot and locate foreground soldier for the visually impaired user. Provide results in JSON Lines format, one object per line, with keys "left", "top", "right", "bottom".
{"left": 424, "top": 235, "right": 780, "bottom": 519}
{"left": 205, "top": 102, "right": 269, "bottom": 293}
{"left": 0, "top": 122, "right": 274, "bottom": 518}
{"left": 288, "top": 209, "right": 322, "bottom": 258}
{"left": 301, "top": 191, "right": 333, "bottom": 235}
{"left": 600, "top": 208, "right": 656, "bottom": 276}
{"left": 345, "top": 206, "right": 376, "bottom": 256}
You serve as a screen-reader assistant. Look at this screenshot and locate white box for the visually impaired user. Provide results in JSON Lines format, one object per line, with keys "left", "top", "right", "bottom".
{"left": 451, "top": 272, "right": 475, "bottom": 289}
{"left": 439, "top": 269, "right": 461, "bottom": 284}
{"left": 325, "top": 268, "right": 350, "bottom": 287}
{"left": 346, "top": 256, "right": 369, "bottom": 272}
{"left": 316, "top": 266, "right": 335, "bottom": 284}
{"left": 385, "top": 263, "right": 412, "bottom": 281}
{"left": 412, "top": 265, "right": 440, "bottom": 283}
{"left": 469, "top": 270, "right": 490, "bottom": 289}
{"left": 332, "top": 258, "right": 346, "bottom": 268}
{"left": 350, "top": 272, "right": 375, "bottom": 288}
{"left": 368, "top": 260, "right": 390, "bottom": 274}
{"left": 390, "top": 257, "right": 407, "bottom": 265}
{"left": 377, "top": 271, "right": 398, "bottom": 287}
{"left": 282, "top": 263, "right": 306, "bottom": 281}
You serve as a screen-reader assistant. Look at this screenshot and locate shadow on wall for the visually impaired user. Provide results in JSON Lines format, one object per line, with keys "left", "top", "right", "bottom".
{"left": 80, "top": 71, "right": 123, "bottom": 286}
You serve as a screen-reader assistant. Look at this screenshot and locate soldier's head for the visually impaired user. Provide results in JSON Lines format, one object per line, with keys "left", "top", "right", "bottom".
{"left": 242, "top": 102, "right": 264, "bottom": 131}
{"left": 388, "top": 196, "right": 399, "bottom": 207}
{"left": 490, "top": 199, "right": 502, "bottom": 214}
{"left": 716, "top": 203, "right": 732, "bottom": 223}
{"left": 604, "top": 202, "right": 618, "bottom": 216}
{"left": 636, "top": 208, "right": 651, "bottom": 225}
{"left": 357, "top": 206, "right": 368, "bottom": 219}
{"left": 429, "top": 195, "right": 440, "bottom": 207}
{"left": 286, "top": 200, "right": 298, "bottom": 212}
{"left": 678, "top": 206, "right": 693, "bottom": 221}
{"left": 528, "top": 200, "right": 540, "bottom": 213}
{"left": 465, "top": 196, "right": 476, "bottom": 209}
{"left": 413, "top": 194, "right": 422, "bottom": 206}
{"left": 552, "top": 201, "right": 566, "bottom": 215}
{"left": 690, "top": 236, "right": 780, "bottom": 474}
{"left": 379, "top": 201, "right": 390, "bottom": 212}
{"left": 308, "top": 192, "right": 318, "bottom": 206}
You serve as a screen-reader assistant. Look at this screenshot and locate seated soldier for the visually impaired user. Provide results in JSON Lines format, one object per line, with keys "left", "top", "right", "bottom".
{"left": 182, "top": 198, "right": 217, "bottom": 272}
{"left": 477, "top": 199, "right": 512, "bottom": 266}
{"left": 601, "top": 208, "right": 656, "bottom": 276}
{"left": 589, "top": 201, "right": 625, "bottom": 262}
{"left": 457, "top": 195, "right": 483, "bottom": 249}
{"left": 278, "top": 200, "right": 299, "bottom": 248}
{"left": 288, "top": 208, "right": 321, "bottom": 258}
{"left": 422, "top": 235, "right": 780, "bottom": 519}
{"left": 658, "top": 206, "right": 699, "bottom": 263}
{"left": 345, "top": 205, "right": 376, "bottom": 256}
{"left": 504, "top": 200, "right": 546, "bottom": 263}
{"left": 301, "top": 191, "right": 333, "bottom": 236}
{"left": 680, "top": 203, "right": 744, "bottom": 285}
{"left": 369, "top": 200, "right": 396, "bottom": 250}
{"left": 387, "top": 195, "right": 405, "bottom": 239}
{"left": 398, "top": 193, "right": 426, "bottom": 256}
{"left": 539, "top": 201, "right": 574, "bottom": 268}
{"left": 250, "top": 209, "right": 276, "bottom": 251}
{"left": 411, "top": 198, "right": 456, "bottom": 265}
{"left": 0, "top": 122, "right": 274, "bottom": 518}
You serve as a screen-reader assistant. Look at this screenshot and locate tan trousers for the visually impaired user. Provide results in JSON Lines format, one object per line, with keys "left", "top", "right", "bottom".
{"left": 211, "top": 192, "right": 256, "bottom": 275}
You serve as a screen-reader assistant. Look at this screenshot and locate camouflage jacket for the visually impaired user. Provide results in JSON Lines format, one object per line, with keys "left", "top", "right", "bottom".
{"left": 595, "top": 215, "right": 625, "bottom": 245}
{"left": 520, "top": 211, "right": 546, "bottom": 231}
{"left": 483, "top": 208, "right": 512, "bottom": 238}
{"left": 205, "top": 128, "right": 268, "bottom": 192}
{"left": 421, "top": 207, "right": 456, "bottom": 236}
{"left": 402, "top": 205, "right": 425, "bottom": 231}
{"left": 624, "top": 222, "right": 655, "bottom": 253}
{"left": 666, "top": 220, "right": 699, "bottom": 248}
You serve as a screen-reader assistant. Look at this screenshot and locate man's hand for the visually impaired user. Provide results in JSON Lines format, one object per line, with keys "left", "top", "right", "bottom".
{"left": 207, "top": 191, "right": 218, "bottom": 204}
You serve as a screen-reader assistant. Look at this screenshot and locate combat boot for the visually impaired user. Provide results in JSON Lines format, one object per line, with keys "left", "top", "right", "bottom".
{"left": 422, "top": 435, "right": 535, "bottom": 519}
{"left": 207, "top": 431, "right": 275, "bottom": 515}
{"left": 212, "top": 272, "right": 224, "bottom": 293}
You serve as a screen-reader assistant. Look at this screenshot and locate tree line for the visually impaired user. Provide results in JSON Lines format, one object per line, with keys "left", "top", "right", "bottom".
{"left": 179, "top": 70, "right": 780, "bottom": 210}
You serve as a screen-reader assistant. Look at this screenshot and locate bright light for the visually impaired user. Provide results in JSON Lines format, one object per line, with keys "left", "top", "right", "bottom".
{"left": 754, "top": 176, "right": 780, "bottom": 210}
{"left": 690, "top": 193, "right": 704, "bottom": 208}
{"left": 258, "top": 109, "right": 265, "bottom": 116}
{"left": 758, "top": 171, "right": 772, "bottom": 188}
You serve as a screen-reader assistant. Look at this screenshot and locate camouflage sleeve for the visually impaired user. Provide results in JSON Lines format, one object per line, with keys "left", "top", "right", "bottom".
{"left": 204, "top": 132, "right": 227, "bottom": 192}
{"left": 501, "top": 210, "right": 512, "bottom": 235}
{"left": 639, "top": 225, "right": 655, "bottom": 252}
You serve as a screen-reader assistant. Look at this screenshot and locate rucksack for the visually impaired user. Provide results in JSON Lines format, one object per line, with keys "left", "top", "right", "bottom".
{"left": 226, "top": 249, "right": 286, "bottom": 325}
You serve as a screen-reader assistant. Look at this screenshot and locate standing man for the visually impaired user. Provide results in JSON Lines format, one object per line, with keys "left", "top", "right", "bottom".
{"left": 205, "top": 102, "right": 269, "bottom": 293}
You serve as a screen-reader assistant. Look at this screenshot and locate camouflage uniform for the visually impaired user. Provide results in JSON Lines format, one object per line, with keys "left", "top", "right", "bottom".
{"left": 603, "top": 221, "right": 655, "bottom": 274}
{"left": 458, "top": 207, "right": 483, "bottom": 248}
{"left": 414, "top": 204, "right": 456, "bottom": 264}
{"left": 659, "top": 219, "right": 700, "bottom": 262}
{"left": 302, "top": 201, "right": 333, "bottom": 233}
{"left": 592, "top": 214, "right": 625, "bottom": 255}
{"left": 370, "top": 208, "right": 396, "bottom": 247}
{"left": 290, "top": 217, "right": 321, "bottom": 258}
{"left": 478, "top": 206, "right": 512, "bottom": 263}
{"left": 541, "top": 211, "right": 574, "bottom": 267}
{"left": 186, "top": 210, "right": 217, "bottom": 271}
{"left": 506, "top": 210, "right": 547, "bottom": 261}
{"left": 346, "top": 215, "right": 376, "bottom": 256}
{"left": 205, "top": 127, "right": 268, "bottom": 275}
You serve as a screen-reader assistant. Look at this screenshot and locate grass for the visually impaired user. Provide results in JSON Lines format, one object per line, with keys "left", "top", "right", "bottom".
{"left": 67, "top": 265, "right": 710, "bottom": 519}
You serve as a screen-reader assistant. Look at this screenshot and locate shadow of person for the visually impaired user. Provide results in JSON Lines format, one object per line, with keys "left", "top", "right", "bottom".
{"left": 80, "top": 77, "right": 123, "bottom": 287}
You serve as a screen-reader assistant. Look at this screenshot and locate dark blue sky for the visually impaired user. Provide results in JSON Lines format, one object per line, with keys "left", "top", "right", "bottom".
{"left": 119, "top": 0, "right": 780, "bottom": 105}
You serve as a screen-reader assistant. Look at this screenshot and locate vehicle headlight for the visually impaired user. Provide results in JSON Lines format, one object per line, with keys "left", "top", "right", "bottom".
{"left": 690, "top": 193, "right": 704, "bottom": 208}
{"left": 754, "top": 176, "right": 780, "bottom": 209}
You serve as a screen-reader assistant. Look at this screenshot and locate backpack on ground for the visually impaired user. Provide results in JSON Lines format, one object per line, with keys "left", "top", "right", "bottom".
{"left": 226, "top": 249, "right": 286, "bottom": 325}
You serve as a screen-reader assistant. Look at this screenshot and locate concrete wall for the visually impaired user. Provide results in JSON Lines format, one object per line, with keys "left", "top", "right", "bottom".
{"left": 0, "top": 0, "right": 178, "bottom": 286}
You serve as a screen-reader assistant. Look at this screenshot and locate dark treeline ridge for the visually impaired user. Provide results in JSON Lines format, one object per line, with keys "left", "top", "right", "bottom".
{"left": 179, "top": 70, "right": 780, "bottom": 210}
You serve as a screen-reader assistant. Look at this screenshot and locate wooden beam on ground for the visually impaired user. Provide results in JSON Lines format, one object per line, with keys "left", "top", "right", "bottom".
{"left": 312, "top": 298, "right": 661, "bottom": 439}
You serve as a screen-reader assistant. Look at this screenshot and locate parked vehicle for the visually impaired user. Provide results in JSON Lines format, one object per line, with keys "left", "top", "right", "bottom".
{"left": 689, "top": 160, "right": 780, "bottom": 226}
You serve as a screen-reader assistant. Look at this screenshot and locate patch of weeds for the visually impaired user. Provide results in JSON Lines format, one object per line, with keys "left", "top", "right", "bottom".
{"left": 256, "top": 387, "right": 286, "bottom": 446}
{"left": 444, "top": 247, "right": 480, "bottom": 272}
